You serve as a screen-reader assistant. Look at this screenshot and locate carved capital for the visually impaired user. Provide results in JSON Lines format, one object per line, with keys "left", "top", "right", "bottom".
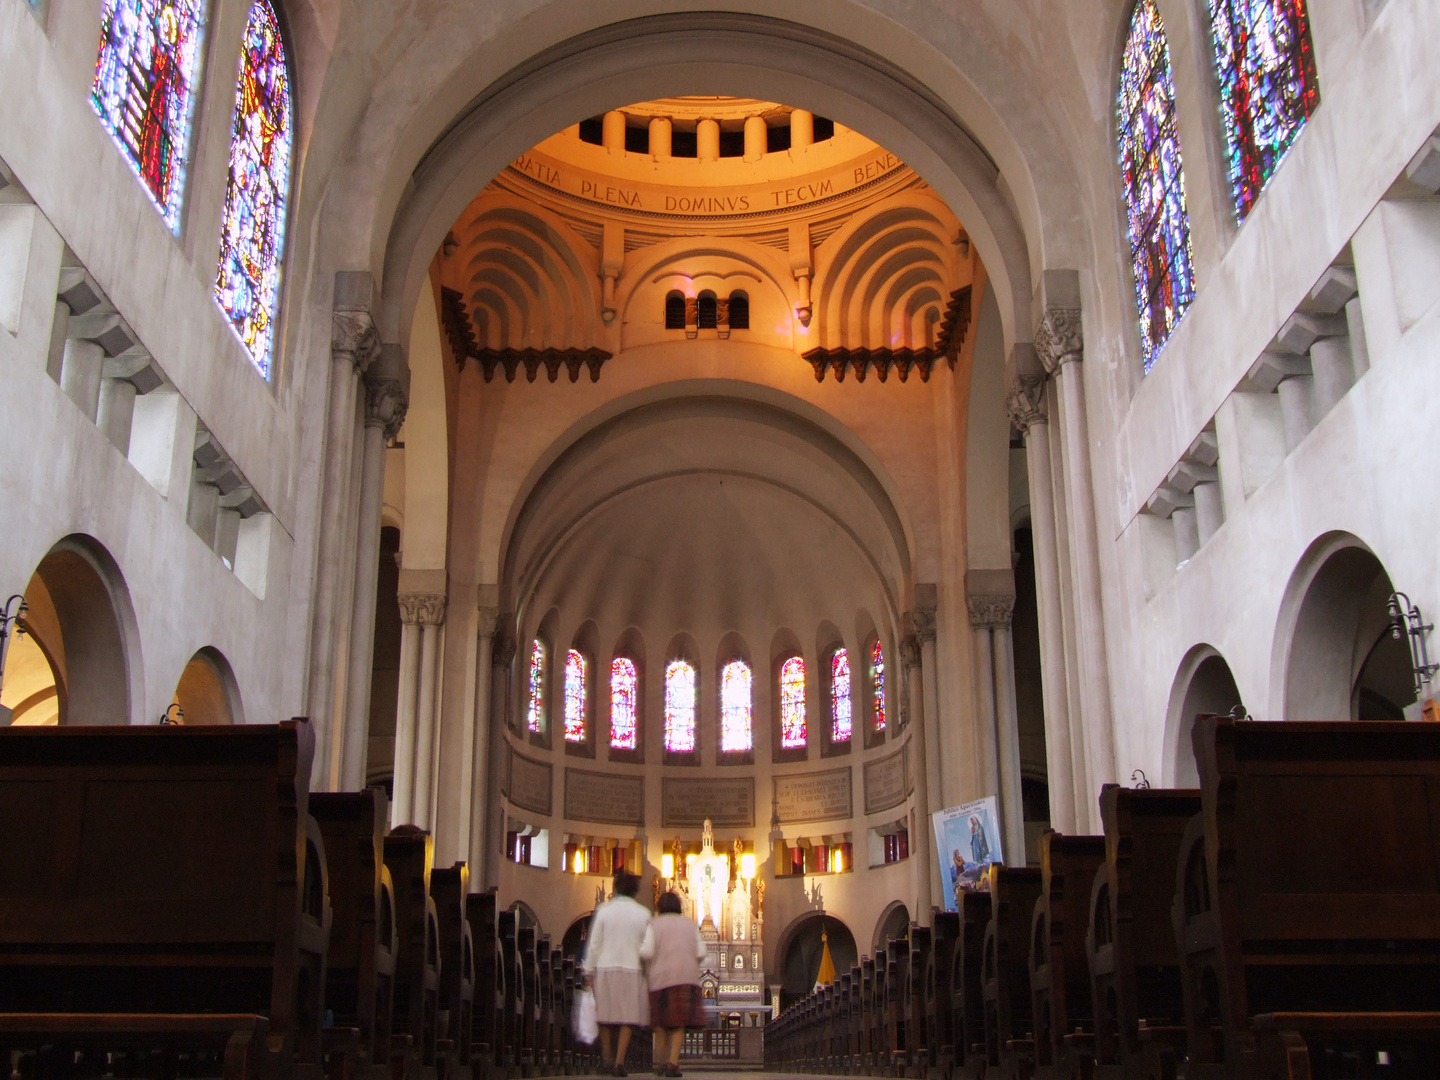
{"left": 967, "top": 594, "right": 1015, "bottom": 628}
{"left": 1005, "top": 373, "right": 1048, "bottom": 436}
{"left": 1035, "top": 306, "right": 1083, "bottom": 375}
{"left": 398, "top": 591, "right": 446, "bottom": 627}
{"left": 332, "top": 308, "right": 380, "bottom": 375}
{"left": 899, "top": 633, "right": 922, "bottom": 672}
{"left": 364, "top": 375, "right": 408, "bottom": 440}
{"left": 493, "top": 613, "right": 518, "bottom": 666}
{"left": 912, "top": 605, "right": 937, "bottom": 646}
{"left": 476, "top": 604, "right": 501, "bottom": 638}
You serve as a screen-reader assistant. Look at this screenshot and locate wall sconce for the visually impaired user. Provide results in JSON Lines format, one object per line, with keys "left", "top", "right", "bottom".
{"left": 1388, "top": 592, "right": 1438, "bottom": 696}
{"left": 160, "top": 703, "right": 185, "bottom": 725}
{"left": 740, "top": 853, "right": 756, "bottom": 880}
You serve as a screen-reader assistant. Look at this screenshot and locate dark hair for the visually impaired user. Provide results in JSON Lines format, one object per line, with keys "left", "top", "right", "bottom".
{"left": 657, "top": 890, "right": 683, "bottom": 915}
{"left": 614, "top": 871, "right": 640, "bottom": 898}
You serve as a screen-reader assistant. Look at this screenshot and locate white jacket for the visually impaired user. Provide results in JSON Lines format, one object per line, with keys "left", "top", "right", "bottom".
{"left": 581, "top": 895, "right": 652, "bottom": 972}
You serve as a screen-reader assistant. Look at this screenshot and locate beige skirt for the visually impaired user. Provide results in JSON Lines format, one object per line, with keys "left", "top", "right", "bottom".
{"left": 593, "top": 967, "right": 650, "bottom": 1026}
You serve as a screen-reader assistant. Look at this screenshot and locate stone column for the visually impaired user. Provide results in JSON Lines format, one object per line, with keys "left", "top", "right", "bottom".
{"left": 1005, "top": 368, "right": 1076, "bottom": 833}
{"left": 469, "top": 604, "right": 500, "bottom": 876}
{"left": 485, "top": 616, "right": 517, "bottom": 888}
{"left": 1037, "top": 301, "right": 1116, "bottom": 829}
{"left": 339, "top": 353, "right": 409, "bottom": 791}
{"left": 914, "top": 592, "right": 942, "bottom": 817}
{"left": 968, "top": 592, "right": 1024, "bottom": 863}
{"left": 392, "top": 596, "right": 425, "bottom": 824}
{"left": 309, "top": 274, "right": 379, "bottom": 789}
{"left": 902, "top": 618, "right": 940, "bottom": 915}
{"left": 410, "top": 595, "right": 447, "bottom": 830}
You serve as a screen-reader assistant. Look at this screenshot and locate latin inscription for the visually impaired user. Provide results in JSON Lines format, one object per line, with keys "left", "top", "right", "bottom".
{"left": 770, "top": 179, "right": 833, "bottom": 207}
{"left": 773, "top": 767, "right": 852, "bottom": 824}
{"left": 661, "top": 778, "right": 754, "bottom": 828}
{"left": 565, "top": 768, "right": 644, "bottom": 826}
{"left": 665, "top": 194, "right": 751, "bottom": 213}
{"left": 512, "top": 155, "right": 560, "bottom": 186}
{"left": 580, "top": 179, "right": 641, "bottom": 207}
{"left": 864, "top": 746, "right": 910, "bottom": 815}
{"left": 507, "top": 749, "right": 552, "bottom": 817}
{"left": 854, "top": 152, "right": 899, "bottom": 186}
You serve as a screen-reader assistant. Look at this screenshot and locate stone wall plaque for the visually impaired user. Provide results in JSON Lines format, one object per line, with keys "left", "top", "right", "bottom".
{"left": 507, "top": 748, "right": 552, "bottom": 817}
{"left": 773, "top": 768, "right": 853, "bottom": 824}
{"left": 864, "top": 746, "right": 910, "bottom": 815}
{"left": 566, "top": 768, "right": 644, "bottom": 826}
{"left": 661, "top": 778, "right": 754, "bottom": 828}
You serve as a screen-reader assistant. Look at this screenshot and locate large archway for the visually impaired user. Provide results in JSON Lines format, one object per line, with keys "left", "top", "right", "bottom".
{"left": 1164, "top": 646, "right": 1243, "bottom": 787}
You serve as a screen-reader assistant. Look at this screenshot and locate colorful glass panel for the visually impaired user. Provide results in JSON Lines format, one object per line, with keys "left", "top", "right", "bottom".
{"left": 1208, "top": 0, "right": 1319, "bottom": 220}
{"left": 831, "top": 650, "right": 852, "bottom": 743}
{"left": 664, "top": 660, "right": 697, "bottom": 754}
{"left": 1118, "top": 0, "right": 1196, "bottom": 372}
{"left": 720, "top": 660, "right": 753, "bottom": 754}
{"left": 91, "top": 0, "right": 207, "bottom": 231}
{"left": 214, "top": 0, "right": 293, "bottom": 378}
{"left": 779, "top": 656, "right": 807, "bottom": 749}
{"left": 871, "top": 639, "right": 886, "bottom": 732}
{"left": 610, "top": 657, "right": 638, "bottom": 751}
{"left": 563, "top": 649, "right": 587, "bottom": 743}
{"left": 525, "top": 640, "right": 545, "bottom": 734}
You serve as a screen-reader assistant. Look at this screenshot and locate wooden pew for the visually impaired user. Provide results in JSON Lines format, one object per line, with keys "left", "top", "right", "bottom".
{"left": 384, "top": 826, "right": 441, "bottom": 1077}
{"left": 981, "top": 866, "right": 1043, "bottom": 1080}
{"left": 1029, "top": 832, "right": 1106, "bottom": 1079}
{"left": 497, "top": 909, "right": 522, "bottom": 1076}
{"left": 517, "top": 925, "right": 538, "bottom": 1074}
{"left": 0, "top": 1014, "right": 272, "bottom": 1080}
{"left": 1176, "top": 716, "right": 1440, "bottom": 1079}
{"left": 0, "top": 721, "right": 330, "bottom": 1076}
{"left": 950, "top": 893, "right": 992, "bottom": 1080}
{"left": 906, "top": 926, "right": 932, "bottom": 1077}
{"left": 465, "top": 890, "right": 503, "bottom": 1079}
{"left": 430, "top": 862, "right": 475, "bottom": 1080}
{"left": 925, "top": 911, "right": 960, "bottom": 1080}
{"left": 854, "top": 960, "right": 869, "bottom": 1073}
{"left": 1087, "top": 785, "right": 1199, "bottom": 1080}
{"left": 887, "top": 936, "right": 909, "bottom": 1074}
{"left": 311, "top": 789, "right": 400, "bottom": 1080}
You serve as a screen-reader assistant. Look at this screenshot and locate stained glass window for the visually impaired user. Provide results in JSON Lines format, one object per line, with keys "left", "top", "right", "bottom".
{"left": 831, "top": 650, "right": 852, "bottom": 744}
{"left": 610, "top": 657, "right": 638, "bottom": 751}
{"left": 664, "top": 660, "right": 697, "bottom": 754}
{"left": 779, "top": 656, "right": 806, "bottom": 750}
{"left": 720, "top": 660, "right": 753, "bottom": 754}
{"left": 871, "top": 639, "right": 886, "bottom": 733}
{"left": 91, "top": 0, "right": 207, "bottom": 231}
{"left": 564, "top": 649, "right": 587, "bottom": 743}
{"left": 214, "top": 0, "right": 293, "bottom": 378}
{"left": 525, "top": 640, "right": 545, "bottom": 734}
{"left": 1118, "top": 0, "right": 1196, "bottom": 372}
{"left": 1208, "top": 0, "right": 1319, "bottom": 221}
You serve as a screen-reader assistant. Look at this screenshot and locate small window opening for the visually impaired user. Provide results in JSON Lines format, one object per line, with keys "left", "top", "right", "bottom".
{"left": 728, "top": 291, "right": 749, "bottom": 330}
{"left": 665, "top": 291, "right": 686, "bottom": 330}
{"left": 578, "top": 117, "right": 604, "bottom": 145}
{"left": 671, "top": 129, "right": 698, "bottom": 158}
{"left": 719, "top": 130, "right": 745, "bottom": 158}
{"left": 624, "top": 125, "right": 648, "bottom": 154}
{"left": 697, "top": 292, "right": 718, "bottom": 330}
{"left": 813, "top": 116, "right": 836, "bottom": 142}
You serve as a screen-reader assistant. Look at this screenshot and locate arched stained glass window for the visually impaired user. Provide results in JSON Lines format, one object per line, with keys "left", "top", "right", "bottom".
{"left": 215, "top": 0, "right": 293, "bottom": 378}
{"left": 525, "top": 639, "right": 546, "bottom": 734}
{"left": 1208, "top": 0, "right": 1319, "bottom": 220}
{"left": 564, "top": 649, "right": 587, "bottom": 743}
{"left": 1118, "top": 0, "right": 1196, "bottom": 372}
{"left": 610, "top": 657, "right": 638, "bottom": 751}
{"left": 720, "top": 660, "right": 753, "bottom": 754}
{"left": 665, "top": 660, "right": 697, "bottom": 754}
{"left": 831, "top": 650, "right": 852, "bottom": 744}
{"left": 779, "top": 656, "right": 806, "bottom": 750}
{"left": 91, "top": 0, "right": 207, "bottom": 231}
{"left": 871, "top": 639, "right": 887, "bottom": 733}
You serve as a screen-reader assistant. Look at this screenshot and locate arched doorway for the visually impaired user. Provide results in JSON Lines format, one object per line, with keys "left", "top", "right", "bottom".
{"left": 0, "top": 536, "right": 135, "bottom": 726}
{"left": 872, "top": 901, "right": 910, "bottom": 955}
{"left": 778, "top": 912, "right": 856, "bottom": 1012}
{"left": 170, "top": 648, "right": 243, "bottom": 725}
{"left": 1278, "top": 537, "right": 1415, "bottom": 721}
{"left": 1165, "top": 648, "right": 1243, "bottom": 787}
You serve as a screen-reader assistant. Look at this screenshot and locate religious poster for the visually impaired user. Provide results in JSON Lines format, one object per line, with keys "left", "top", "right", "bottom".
{"left": 773, "top": 767, "right": 852, "bottom": 824}
{"left": 661, "top": 777, "right": 754, "bottom": 828}
{"left": 565, "top": 768, "right": 644, "bottom": 826}
{"left": 863, "top": 746, "right": 910, "bottom": 815}
{"left": 507, "top": 748, "right": 552, "bottom": 817}
{"left": 932, "top": 796, "right": 1004, "bottom": 911}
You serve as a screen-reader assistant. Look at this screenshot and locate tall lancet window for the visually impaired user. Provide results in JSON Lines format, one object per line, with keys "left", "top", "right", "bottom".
{"left": 831, "top": 650, "right": 852, "bottom": 744}
{"left": 525, "top": 639, "right": 546, "bottom": 734}
{"left": 215, "top": 0, "right": 293, "bottom": 378}
{"left": 1208, "top": 0, "right": 1319, "bottom": 220}
{"left": 720, "top": 660, "right": 753, "bottom": 754}
{"left": 91, "top": 0, "right": 207, "bottom": 231}
{"left": 563, "top": 649, "right": 587, "bottom": 743}
{"left": 610, "top": 657, "right": 638, "bottom": 751}
{"left": 1118, "top": 0, "right": 1196, "bottom": 372}
{"left": 871, "top": 639, "right": 886, "bottom": 733}
{"left": 779, "top": 656, "right": 807, "bottom": 749}
{"left": 664, "top": 660, "right": 697, "bottom": 754}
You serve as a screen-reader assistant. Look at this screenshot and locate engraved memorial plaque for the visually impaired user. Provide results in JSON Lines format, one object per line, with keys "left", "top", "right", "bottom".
{"left": 507, "top": 749, "right": 552, "bottom": 817}
{"left": 864, "top": 746, "right": 910, "bottom": 815}
{"left": 565, "top": 768, "right": 644, "bottom": 826}
{"left": 773, "top": 767, "right": 853, "bottom": 824}
{"left": 661, "top": 778, "right": 754, "bottom": 828}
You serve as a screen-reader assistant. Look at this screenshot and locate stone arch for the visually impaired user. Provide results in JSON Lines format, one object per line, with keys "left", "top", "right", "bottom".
{"left": 1271, "top": 532, "right": 1415, "bottom": 721}
{"left": 872, "top": 900, "right": 910, "bottom": 955}
{"left": 171, "top": 647, "right": 245, "bottom": 726}
{"left": 1163, "top": 645, "right": 1242, "bottom": 787}
{"left": 0, "top": 535, "right": 140, "bottom": 726}
{"left": 775, "top": 909, "right": 857, "bottom": 1009}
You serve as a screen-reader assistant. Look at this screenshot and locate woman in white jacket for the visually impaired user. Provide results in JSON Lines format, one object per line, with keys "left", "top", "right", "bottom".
{"left": 639, "top": 891, "right": 707, "bottom": 1077}
{"left": 582, "top": 872, "right": 652, "bottom": 1075}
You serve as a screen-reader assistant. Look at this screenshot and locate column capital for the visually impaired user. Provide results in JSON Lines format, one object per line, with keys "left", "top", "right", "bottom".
{"left": 476, "top": 604, "right": 501, "bottom": 637}
{"left": 967, "top": 594, "right": 1015, "bottom": 628}
{"left": 398, "top": 591, "right": 446, "bottom": 627}
{"left": 1035, "top": 305, "right": 1083, "bottom": 375}
{"left": 364, "top": 375, "right": 408, "bottom": 439}
{"left": 912, "top": 604, "right": 937, "bottom": 645}
{"left": 1005, "top": 373, "right": 1048, "bottom": 436}
{"left": 332, "top": 271, "right": 380, "bottom": 375}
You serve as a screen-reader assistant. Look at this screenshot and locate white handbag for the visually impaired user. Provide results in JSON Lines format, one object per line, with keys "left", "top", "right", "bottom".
{"left": 574, "top": 986, "right": 599, "bottom": 1044}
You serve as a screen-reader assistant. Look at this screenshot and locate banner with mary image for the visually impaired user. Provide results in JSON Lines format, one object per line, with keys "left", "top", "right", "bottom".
{"left": 932, "top": 796, "right": 1004, "bottom": 912}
